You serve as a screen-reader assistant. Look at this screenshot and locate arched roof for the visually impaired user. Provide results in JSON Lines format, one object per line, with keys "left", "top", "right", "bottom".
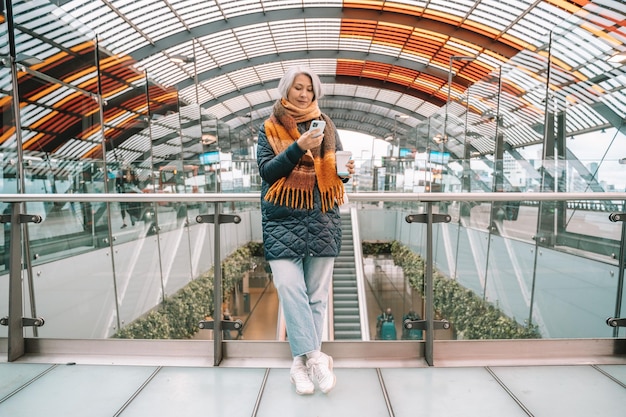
{"left": 1, "top": 0, "right": 625, "bottom": 167}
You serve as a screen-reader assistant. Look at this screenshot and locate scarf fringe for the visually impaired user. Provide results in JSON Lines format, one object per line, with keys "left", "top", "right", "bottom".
{"left": 266, "top": 177, "right": 315, "bottom": 210}
{"left": 266, "top": 179, "right": 344, "bottom": 212}
{"left": 315, "top": 153, "right": 345, "bottom": 212}
{"left": 320, "top": 183, "right": 345, "bottom": 212}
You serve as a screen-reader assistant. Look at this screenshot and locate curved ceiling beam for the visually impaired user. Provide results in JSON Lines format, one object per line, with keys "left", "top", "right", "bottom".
{"left": 107, "top": 52, "right": 449, "bottom": 127}
{"left": 133, "top": 8, "right": 520, "bottom": 62}
{"left": 202, "top": 75, "right": 438, "bottom": 118}
{"left": 221, "top": 92, "right": 420, "bottom": 122}
{"left": 227, "top": 106, "right": 416, "bottom": 141}
{"left": 172, "top": 51, "right": 461, "bottom": 105}
{"left": 231, "top": 117, "right": 394, "bottom": 143}
{"left": 131, "top": 8, "right": 519, "bottom": 107}
{"left": 225, "top": 94, "right": 422, "bottom": 122}
{"left": 185, "top": 50, "right": 440, "bottom": 86}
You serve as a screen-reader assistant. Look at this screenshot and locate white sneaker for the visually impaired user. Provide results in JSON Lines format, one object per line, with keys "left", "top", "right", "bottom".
{"left": 290, "top": 358, "right": 314, "bottom": 395}
{"left": 307, "top": 352, "right": 336, "bottom": 394}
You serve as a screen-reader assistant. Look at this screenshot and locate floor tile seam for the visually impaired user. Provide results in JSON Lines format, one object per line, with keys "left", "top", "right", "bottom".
{"left": 0, "top": 363, "right": 58, "bottom": 404}
{"left": 250, "top": 368, "right": 271, "bottom": 417}
{"left": 376, "top": 367, "right": 395, "bottom": 417}
{"left": 485, "top": 366, "right": 534, "bottom": 417}
{"left": 591, "top": 364, "right": 626, "bottom": 389}
{"left": 112, "top": 365, "right": 163, "bottom": 417}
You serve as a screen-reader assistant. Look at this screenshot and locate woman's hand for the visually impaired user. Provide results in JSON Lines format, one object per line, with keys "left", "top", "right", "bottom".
{"left": 340, "top": 159, "right": 356, "bottom": 178}
{"left": 296, "top": 128, "right": 324, "bottom": 151}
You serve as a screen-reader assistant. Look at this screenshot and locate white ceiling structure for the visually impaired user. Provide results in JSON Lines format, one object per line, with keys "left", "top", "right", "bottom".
{"left": 1, "top": 0, "right": 625, "bottom": 168}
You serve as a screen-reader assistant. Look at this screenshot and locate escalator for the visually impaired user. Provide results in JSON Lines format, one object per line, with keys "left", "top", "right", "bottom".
{"left": 332, "top": 210, "right": 368, "bottom": 340}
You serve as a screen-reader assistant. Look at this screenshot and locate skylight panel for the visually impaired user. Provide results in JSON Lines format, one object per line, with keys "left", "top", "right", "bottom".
{"left": 429, "top": 0, "right": 474, "bottom": 17}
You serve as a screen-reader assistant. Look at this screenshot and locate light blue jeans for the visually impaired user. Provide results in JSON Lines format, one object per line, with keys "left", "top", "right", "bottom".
{"left": 269, "top": 256, "right": 335, "bottom": 357}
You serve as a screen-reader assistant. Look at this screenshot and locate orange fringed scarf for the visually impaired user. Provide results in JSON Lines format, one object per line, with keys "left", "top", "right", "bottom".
{"left": 264, "top": 98, "right": 345, "bottom": 212}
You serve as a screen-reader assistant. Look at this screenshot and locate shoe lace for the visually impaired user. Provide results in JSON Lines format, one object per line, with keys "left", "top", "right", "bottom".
{"left": 308, "top": 358, "right": 330, "bottom": 382}
{"left": 291, "top": 364, "right": 310, "bottom": 383}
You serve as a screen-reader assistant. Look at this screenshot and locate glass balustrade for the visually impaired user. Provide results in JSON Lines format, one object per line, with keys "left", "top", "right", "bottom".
{"left": 1, "top": 189, "right": 624, "bottom": 346}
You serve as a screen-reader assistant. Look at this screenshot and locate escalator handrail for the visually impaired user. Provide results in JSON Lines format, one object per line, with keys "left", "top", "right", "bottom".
{"left": 350, "top": 206, "right": 371, "bottom": 341}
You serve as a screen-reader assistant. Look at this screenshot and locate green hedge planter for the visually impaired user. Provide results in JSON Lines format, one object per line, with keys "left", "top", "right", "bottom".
{"left": 372, "top": 241, "right": 540, "bottom": 340}
{"left": 113, "top": 242, "right": 260, "bottom": 339}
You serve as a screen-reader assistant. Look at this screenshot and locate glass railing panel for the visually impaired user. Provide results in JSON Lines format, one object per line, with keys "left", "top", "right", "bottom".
{"left": 360, "top": 203, "right": 428, "bottom": 341}
{"left": 458, "top": 200, "right": 487, "bottom": 230}
{"left": 163, "top": 203, "right": 199, "bottom": 296}
{"left": 359, "top": 195, "right": 625, "bottom": 343}
{"left": 451, "top": 222, "right": 489, "bottom": 297}
{"left": 450, "top": 196, "right": 622, "bottom": 250}
{"left": 561, "top": 200, "right": 623, "bottom": 243}
{"left": 109, "top": 200, "right": 157, "bottom": 245}
{"left": 531, "top": 246, "right": 619, "bottom": 338}
{"left": 0, "top": 160, "right": 108, "bottom": 270}
{"left": 491, "top": 155, "right": 624, "bottom": 195}
{"left": 112, "top": 202, "right": 195, "bottom": 334}
{"left": 112, "top": 226, "right": 162, "bottom": 335}
{"left": 27, "top": 199, "right": 103, "bottom": 264}
{"left": 483, "top": 235, "right": 541, "bottom": 333}
{"left": 152, "top": 201, "right": 188, "bottom": 235}
{"left": 0, "top": 156, "right": 19, "bottom": 196}
{"left": 187, "top": 203, "right": 217, "bottom": 279}
{"left": 13, "top": 203, "right": 104, "bottom": 338}
{"left": 1, "top": 194, "right": 263, "bottom": 340}
{"left": 20, "top": 247, "right": 118, "bottom": 339}
{"left": 490, "top": 199, "right": 537, "bottom": 243}
{"left": 434, "top": 196, "right": 624, "bottom": 341}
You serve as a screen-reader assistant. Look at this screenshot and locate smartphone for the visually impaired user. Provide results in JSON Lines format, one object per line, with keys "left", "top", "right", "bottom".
{"left": 308, "top": 120, "right": 326, "bottom": 136}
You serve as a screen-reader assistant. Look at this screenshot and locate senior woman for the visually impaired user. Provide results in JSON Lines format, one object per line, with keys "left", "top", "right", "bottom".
{"left": 256, "top": 65, "right": 354, "bottom": 395}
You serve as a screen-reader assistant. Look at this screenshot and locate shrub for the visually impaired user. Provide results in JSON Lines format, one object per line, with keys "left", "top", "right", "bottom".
{"left": 378, "top": 240, "right": 540, "bottom": 339}
{"left": 113, "top": 243, "right": 255, "bottom": 339}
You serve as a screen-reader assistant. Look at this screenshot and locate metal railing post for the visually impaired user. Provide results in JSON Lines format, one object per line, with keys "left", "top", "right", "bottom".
{"left": 1, "top": 204, "right": 44, "bottom": 361}
{"left": 405, "top": 203, "right": 451, "bottom": 365}
{"left": 196, "top": 203, "right": 242, "bottom": 365}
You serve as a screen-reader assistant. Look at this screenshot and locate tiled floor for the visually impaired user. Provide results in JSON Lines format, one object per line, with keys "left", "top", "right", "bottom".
{"left": 3, "top": 210, "right": 626, "bottom": 416}
{"left": 2, "top": 361, "right": 625, "bottom": 417}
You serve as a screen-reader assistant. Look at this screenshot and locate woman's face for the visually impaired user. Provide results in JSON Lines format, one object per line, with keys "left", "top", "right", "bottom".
{"left": 286, "top": 74, "right": 315, "bottom": 109}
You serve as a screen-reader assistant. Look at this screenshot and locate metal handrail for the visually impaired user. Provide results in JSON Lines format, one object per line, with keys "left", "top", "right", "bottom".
{"left": 350, "top": 206, "right": 371, "bottom": 341}
{"left": 1, "top": 191, "right": 624, "bottom": 204}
